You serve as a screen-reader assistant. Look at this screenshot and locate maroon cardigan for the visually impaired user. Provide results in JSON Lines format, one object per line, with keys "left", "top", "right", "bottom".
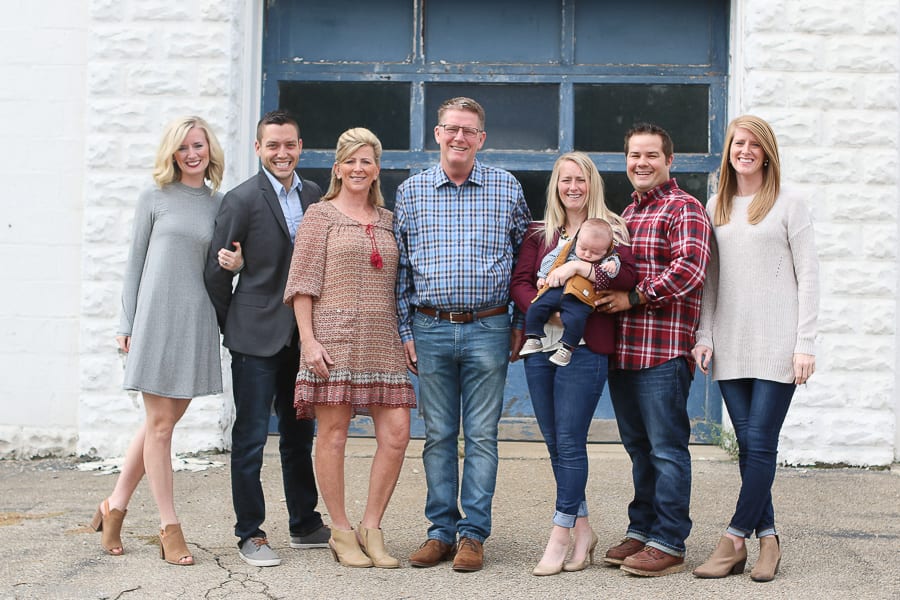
{"left": 511, "top": 223, "right": 637, "bottom": 355}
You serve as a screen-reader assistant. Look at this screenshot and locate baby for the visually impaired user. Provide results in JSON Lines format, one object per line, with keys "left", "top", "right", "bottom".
{"left": 520, "top": 218, "right": 620, "bottom": 366}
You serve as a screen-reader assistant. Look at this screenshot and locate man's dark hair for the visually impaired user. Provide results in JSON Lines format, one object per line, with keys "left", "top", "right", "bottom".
{"left": 256, "top": 110, "right": 301, "bottom": 141}
{"left": 624, "top": 122, "right": 674, "bottom": 158}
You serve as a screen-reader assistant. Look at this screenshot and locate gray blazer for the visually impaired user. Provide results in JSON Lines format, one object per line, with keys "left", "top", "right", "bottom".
{"left": 204, "top": 171, "right": 321, "bottom": 357}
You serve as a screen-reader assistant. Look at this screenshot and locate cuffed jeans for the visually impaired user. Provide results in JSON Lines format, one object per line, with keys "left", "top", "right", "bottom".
{"left": 718, "top": 378, "right": 795, "bottom": 539}
{"left": 412, "top": 310, "right": 510, "bottom": 544}
{"left": 607, "top": 357, "right": 693, "bottom": 556}
{"left": 524, "top": 348, "right": 607, "bottom": 527}
{"left": 525, "top": 287, "right": 593, "bottom": 349}
{"left": 230, "top": 343, "right": 322, "bottom": 546}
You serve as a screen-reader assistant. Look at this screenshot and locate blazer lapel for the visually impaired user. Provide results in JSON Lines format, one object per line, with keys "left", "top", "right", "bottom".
{"left": 257, "top": 172, "right": 291, "bottom": 241}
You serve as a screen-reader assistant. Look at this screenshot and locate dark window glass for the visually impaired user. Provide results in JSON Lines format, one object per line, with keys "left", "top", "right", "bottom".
{"left": 303, "top": 168, "right": 410, "bottom": 212}
{"left": 510, "top": 171, "right": 551, "bottom": 219}
{"left": 601, "top": 172, "right": 710, "bottom": 216}
{"left": 425, "top": 0, "right": 561, "bottom": 64}
{"left": 575, "top": 84, "right": 709, "bottom": 154}
{"left": 279, "top": 82, "right": 411, "bottom": 151}
{"left": 425, "top": 84, "right": 558, "bottom": 151}
{"left": 266, "top": 0, "right": 412, "bottom": 63}
{"left": 574, "top": 0, "right": 724, "bottom": 66}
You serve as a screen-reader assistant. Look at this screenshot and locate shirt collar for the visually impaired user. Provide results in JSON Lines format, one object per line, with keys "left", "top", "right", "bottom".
{"left": 631, "top": 177, "right": 678, "bottom": 209}
{"left": 262, "top": 167, "right": 301, "bottom": 196}
{"left": 433, "top": 159, "right": 485, "bottom": 188}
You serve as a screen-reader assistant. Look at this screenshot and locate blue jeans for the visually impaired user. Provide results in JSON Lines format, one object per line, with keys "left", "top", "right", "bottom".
{"left": 607, "top": 357, "right": 693, "bottom": 556}
{"left": 524, "top": 348, "right": 607, "bottom": 527}
{"left": 412, "top": 311, "right": 510, "bottom": 544}
{"left": 230, "top": 343, "right": 322, "bottom": 545}
{"left": 525, "top": 287, "right": 593, "bottom": 349}
{"left": 718, "top": 378, "right": 795, "bottom": 539}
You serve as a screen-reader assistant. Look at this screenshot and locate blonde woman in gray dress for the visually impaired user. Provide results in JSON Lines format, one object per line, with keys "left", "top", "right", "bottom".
{"left": 90, "top": 116, "right": 234, "bottom": 566}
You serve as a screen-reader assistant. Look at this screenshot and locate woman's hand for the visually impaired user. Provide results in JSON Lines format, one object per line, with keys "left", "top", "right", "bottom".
{"left": 218, "top": 241, "right": 244, "bottom": 272}
{"left": 793, "top": 353, "right": 815, "bottom": 385}
{"left": 303, "top": 338, "right": 334, "bottom": 380}
{"left": 545, "top": 261, "right": 579, "bottom": 287}
{"left": 691, "top": 344, "right": 713, "bottom": 374}
{"left": 116, "top": 335, "right": 130, "bottom": 353}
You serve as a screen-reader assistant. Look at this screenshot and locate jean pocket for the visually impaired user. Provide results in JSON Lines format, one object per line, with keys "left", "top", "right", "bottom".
{"left": 476, "top": 313, "right": 511, "bottom": 332}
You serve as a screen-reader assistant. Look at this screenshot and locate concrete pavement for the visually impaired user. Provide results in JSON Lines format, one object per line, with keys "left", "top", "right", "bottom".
{"left": 0, "top": 438, "right": 898, "bottom": 599}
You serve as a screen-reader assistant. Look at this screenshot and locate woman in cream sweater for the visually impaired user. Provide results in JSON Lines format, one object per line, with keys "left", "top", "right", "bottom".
{"left": 691, "top": 115, "right": 819, "bottom": 583}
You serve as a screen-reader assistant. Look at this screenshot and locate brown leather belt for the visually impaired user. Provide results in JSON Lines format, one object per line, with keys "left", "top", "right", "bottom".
{"left": 416, "top": 305, "right": 508, "bottom": 324}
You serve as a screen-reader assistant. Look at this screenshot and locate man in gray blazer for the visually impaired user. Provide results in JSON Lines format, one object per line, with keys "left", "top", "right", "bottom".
{"left": 205, "top": 110, "right": 327, "bottom": 567}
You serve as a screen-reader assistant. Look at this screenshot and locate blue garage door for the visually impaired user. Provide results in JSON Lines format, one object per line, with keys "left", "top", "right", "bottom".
{"left": 263, "top": 0, "right": 729, "bottom": 442}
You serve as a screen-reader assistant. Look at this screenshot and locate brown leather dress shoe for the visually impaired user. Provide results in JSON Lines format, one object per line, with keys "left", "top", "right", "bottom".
{"left": 620, "top": 546, "right": 685, "bottom": 577}
{"left": 603, "top": 537, "right": 645, "bottom": 565}
{"left": 409, "top": 539, "right": 455, "bottom": 568}
{"left": 452, "top": 537, "right": 484, "bottom": 572}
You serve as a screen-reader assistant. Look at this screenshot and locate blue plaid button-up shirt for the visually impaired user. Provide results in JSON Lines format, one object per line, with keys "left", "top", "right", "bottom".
{"left": 394, "top": 160, "right": 531, "bottom": 342}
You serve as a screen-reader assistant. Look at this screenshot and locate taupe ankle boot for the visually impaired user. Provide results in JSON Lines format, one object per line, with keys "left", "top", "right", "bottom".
{"left": 357, "top": 524, "right": 400, "bottom": 568}
{"left": 692, "top": 536, "right": 747, "bottom": 578}
{"left": 328, "top": 527, "right": 373, "bottom": 568}
{"left": 750, "top": 535, "right": 781, "bottom": 582}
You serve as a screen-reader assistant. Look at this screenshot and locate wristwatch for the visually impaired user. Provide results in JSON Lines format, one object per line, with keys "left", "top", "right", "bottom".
{"left": 628, "top": 288, "right": 641, "bottom": 307}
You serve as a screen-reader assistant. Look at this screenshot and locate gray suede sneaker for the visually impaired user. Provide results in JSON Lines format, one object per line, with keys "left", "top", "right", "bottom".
{"left": 289, "top": 524, "right": 331, "bottom": 549}
{"left": 239, "top": 537, "right": 281, "bottom": 567}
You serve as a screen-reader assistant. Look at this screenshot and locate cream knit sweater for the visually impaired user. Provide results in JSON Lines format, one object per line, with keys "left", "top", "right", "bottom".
{"left": 695, "top": 187, "right": 819, "bottom": 383}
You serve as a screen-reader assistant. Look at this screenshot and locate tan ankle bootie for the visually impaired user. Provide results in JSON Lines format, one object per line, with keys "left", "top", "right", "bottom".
{"left": 329, "top": 527, "right": 373, "bottom": 568}
{"left": 357, "top": 524, "right": 400, "bottom": 568}
{"left": 692, "top": 536, "right": 746, "bottom": 578}
{"left": 750, "top": 535, "right": 781, "bottom": 582}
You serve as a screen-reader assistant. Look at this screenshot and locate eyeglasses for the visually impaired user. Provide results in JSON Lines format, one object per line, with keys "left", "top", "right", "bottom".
{"left": 438, "top": 124, "right": 483, "bottom": 139}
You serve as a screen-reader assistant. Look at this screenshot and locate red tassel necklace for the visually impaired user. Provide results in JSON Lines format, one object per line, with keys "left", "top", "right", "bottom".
{"left": 365, "top": 223, "right": 383, "bottom": 269}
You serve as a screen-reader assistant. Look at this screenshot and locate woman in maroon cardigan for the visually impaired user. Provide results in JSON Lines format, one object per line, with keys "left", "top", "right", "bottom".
{"left": 511, "top": 152, "right": 636, "bottom": 576}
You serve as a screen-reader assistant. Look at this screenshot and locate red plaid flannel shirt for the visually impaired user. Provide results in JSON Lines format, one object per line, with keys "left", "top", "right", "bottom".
{"left": 614, "top": 179, "right": 712, "bottom": 371}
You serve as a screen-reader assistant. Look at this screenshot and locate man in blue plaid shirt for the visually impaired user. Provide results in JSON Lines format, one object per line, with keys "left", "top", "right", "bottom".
{"left": 394, "top": 97, "right": 531, "bottom": 572}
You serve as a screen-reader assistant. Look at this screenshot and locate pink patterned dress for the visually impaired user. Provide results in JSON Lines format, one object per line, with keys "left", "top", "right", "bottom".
{"left": 284, "top": 201, "right": 416, "bottom": 419}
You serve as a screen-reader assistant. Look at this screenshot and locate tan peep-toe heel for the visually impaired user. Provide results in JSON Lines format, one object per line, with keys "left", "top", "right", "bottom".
{"left": 159, "top": 523, "right": 194, "bottom": 566}
{"left": 89, "top": 499, "right": 126, "bottom": 556}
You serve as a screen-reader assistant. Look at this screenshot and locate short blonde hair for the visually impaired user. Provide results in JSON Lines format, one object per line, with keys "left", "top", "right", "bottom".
{"left": 152, "top": 116, "right": 225, "bottom": 193}
{"left": 322, "top": 127, "right": 385, "bottom": 207}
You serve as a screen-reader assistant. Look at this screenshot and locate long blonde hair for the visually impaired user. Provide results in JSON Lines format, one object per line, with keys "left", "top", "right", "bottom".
{"left": 322, "top": 127, "right": 385, "bottom": 207}
{"left": 541, "top": 152, "right": 631, "bottom": 247}
{"left": 152, "top": 116, "right": 224, "bottom": 193}
{"left": 714, "top": 115, "right": 781, "bottom": 226}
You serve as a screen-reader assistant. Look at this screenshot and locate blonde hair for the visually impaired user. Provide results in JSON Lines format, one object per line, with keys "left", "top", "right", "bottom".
{"left": 714, "top": 115, "right": 781, "bottom": 226}
{"left": 541, "top": 152, "right": 631, "bottom": 247}
{"left": 322, "top": 127, "right": 384, "bottom": 207}
{"left": 437, "top": 96, "right": 485, "bottom": 130}
{"left": 152, "top": 116, "right": 224, "bottom": 193}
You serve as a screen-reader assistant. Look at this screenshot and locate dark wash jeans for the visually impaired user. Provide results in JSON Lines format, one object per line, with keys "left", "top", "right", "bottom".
{"left": 608, "top": 357, "right": 693, "bottom": 556}
{"left": 230, "top": 343, "right": 322, "bottom": 545}
{"left": 718, "top": 378, "right": 795, "bottom": 539}
{"left": 524, "top": 348, "right": 607, "bottom": 527}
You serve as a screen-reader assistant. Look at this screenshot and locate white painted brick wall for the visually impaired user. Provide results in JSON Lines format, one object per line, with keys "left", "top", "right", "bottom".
{"left": 739, "top": 0, "right": 899, "bottom": 465}
{"left": 1, "top": 0, "right": 897, "bottom": 465}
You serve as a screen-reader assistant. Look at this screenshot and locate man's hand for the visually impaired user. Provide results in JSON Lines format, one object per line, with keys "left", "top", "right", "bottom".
{"left": 404, "top": 340, "right": 418, "bottom": 375}
{"left": 595, "top": 289, "right": 630, "bottom": 314}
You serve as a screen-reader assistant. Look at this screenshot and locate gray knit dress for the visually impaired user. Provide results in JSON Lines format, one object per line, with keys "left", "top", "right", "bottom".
{"left": 117, "top": 182, "right": 223, "bottom": 399}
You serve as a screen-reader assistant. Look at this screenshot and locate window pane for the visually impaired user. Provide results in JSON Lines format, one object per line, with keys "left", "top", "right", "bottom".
{"left": 265, "top": 0, "right": 413, "bottom": 63}
{"left": 575, "top": 84, "right": 709, "bottom": 154}
{"left": 278, "top": 82, "right": 411, "bottom": 151}
{"left": 510, "top": 171, "right": 551, "bottom": 219}
{"left": 425, "top": 84, "right": 558, "bottom": 151}
{"left": 425, "top": 0, "right": 561, "bottom": 64}
{"left": 303, "top": 168, "right": 410, "bottom": 212}
{"left": 574, "top": 0, "right": 726, "bottom": 67}
{"left": 601, "top": 172, "right": 710, "bottom": 216}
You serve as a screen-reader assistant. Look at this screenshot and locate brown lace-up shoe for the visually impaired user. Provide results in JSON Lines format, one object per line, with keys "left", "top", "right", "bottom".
{"left": 620, "top": 546, "right": 685, "bottom": 577}
{"left": 603, "top": 537, "right": 645, "bottom": 565}
{"left": 452, "top": 537, "right": 484, "bottom": 572}
{"left": 409, "top": 539, "right": 455, "bottom": 568}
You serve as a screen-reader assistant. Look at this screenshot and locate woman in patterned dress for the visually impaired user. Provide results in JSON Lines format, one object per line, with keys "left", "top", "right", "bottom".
{"left": 284, "top": 127, "right": 416, "bottom": 569}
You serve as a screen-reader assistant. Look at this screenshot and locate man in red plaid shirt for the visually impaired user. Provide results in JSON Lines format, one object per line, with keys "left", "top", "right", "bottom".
{"left": 595, "top": 123, "right": 712, "bottom": 577}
